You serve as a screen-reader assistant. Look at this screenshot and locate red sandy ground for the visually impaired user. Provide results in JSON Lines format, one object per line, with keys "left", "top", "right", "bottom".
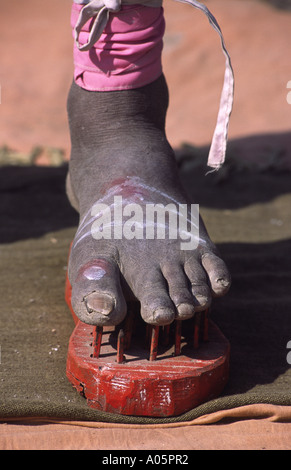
{"left": 0, "top": 0, "right": 290, "bottom": 166}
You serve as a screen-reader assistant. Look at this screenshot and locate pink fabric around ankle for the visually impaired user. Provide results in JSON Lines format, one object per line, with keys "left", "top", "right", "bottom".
{"left": 71, "top": 3, "right": 165, "bottom": 91}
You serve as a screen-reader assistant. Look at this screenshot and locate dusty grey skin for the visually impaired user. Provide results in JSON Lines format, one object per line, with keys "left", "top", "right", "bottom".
{"left": 66, "top": 74, "right": 231, "bottom": 327}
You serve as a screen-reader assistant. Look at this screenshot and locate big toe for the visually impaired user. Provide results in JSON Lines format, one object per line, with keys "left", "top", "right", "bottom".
{"left": 70, "top": 258, "right": 127, "bottom": 326}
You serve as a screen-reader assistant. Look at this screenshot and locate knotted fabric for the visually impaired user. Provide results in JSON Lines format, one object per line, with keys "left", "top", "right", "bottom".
{"left": 73, "top": 0, "right": 234, "bottom": 170}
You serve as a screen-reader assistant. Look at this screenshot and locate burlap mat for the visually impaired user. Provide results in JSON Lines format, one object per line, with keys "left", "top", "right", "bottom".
{"left": 0, "top": 148, "right": 291, "bottom": 425}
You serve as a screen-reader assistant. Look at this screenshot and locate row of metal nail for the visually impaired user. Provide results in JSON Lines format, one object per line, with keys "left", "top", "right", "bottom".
{"left": 91, "top": 309, "right": 209, "bottom": 363}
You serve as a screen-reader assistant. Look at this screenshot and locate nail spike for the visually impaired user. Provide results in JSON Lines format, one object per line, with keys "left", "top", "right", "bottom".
{"left": 117, "top": 328, "right": 125, "bottom": 363}
{"left": 149, "top": 326, "right": 159, "bottom": 361}
{"left": 92, "top": 326, "right": 103, "bottom": 358}
{"left": 203, "top": 308, "right": 209, "bottom": 342}
{"left": 174, "top": 320, "right": 182, "bottom": 356}
{"left": 194, "top": 312, "right": 201, "bottom": 349}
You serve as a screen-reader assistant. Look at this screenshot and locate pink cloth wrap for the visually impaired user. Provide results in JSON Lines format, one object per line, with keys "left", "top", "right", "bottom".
{"left": 71, "top": 3, "right": 165, "bottom": 91}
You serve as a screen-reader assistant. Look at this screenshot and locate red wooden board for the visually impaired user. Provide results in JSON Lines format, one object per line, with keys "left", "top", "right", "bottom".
{"left": 65, "top": 275, "right": 230, "bottom": 417}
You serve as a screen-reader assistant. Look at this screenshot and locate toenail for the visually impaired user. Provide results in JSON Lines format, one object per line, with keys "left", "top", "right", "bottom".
{"left": 152, "top": 307, "right": 175, "bottom": 325}
{"left": 216, "top": 278, "right": 230, "bottom": 288}
{"left": 84, "top": 292, "right": 115, "bottom": 316}
{"left": 176, "top": 302, "right": 195, "bottom": 320}
{"left": 194, "top": 294, "right": 210, "bottom": 308}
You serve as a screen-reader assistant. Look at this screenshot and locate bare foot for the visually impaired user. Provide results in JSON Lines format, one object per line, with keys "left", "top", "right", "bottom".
{"left": 66, "top": 76, "right": 231, "bottom": 326}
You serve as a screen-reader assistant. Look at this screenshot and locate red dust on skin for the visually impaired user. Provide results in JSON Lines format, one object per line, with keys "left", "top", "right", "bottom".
{"left": 101, "top": 176, "right": 151, "bottom": 203}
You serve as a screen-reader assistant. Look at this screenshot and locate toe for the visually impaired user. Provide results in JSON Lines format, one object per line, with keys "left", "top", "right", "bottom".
{"left": 201, "top": 252, "right": 231, "bottom": 297}
{"left": 161, "top": 263, "right": 195, "bottom": 320}
{"left": 184, "top": 258, "right": 212, "bottom": 311}
{"left": 191, "top": 283, "right": 212, "bottom": 311}
{"left": 70, "top": 258, "right": 127, "bottom": 326}
{"left": 131, "top": 269, "right": 176, "bottom": 326}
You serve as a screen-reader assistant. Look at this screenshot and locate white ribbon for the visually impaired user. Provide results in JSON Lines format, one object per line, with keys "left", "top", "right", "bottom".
{"left": 73, "top": 0, "right": 234, "bottom": 170}
{"left": 176, "top": 0, "right": 234, "bottom": 170}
